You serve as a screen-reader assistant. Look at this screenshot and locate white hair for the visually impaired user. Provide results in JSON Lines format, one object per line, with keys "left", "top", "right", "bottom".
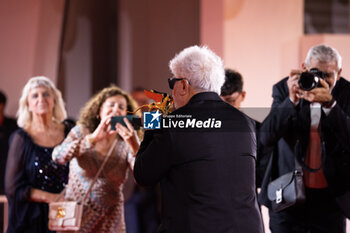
{"left": 169, "top": 45, "right": 225, "bottom": 94}
{"left": 17, "top": 76, "right": 67, "bottom": 128}
{"left": 305, "top": 44, "right": 342, "bottom": 71}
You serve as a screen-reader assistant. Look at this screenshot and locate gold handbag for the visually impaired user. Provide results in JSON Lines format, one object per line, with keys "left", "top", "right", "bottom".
{"left": 48, "top": 201, "right": 83, "bottom": 231}
{"left": 48, "top": 139, "right": 119, "bottom": 231}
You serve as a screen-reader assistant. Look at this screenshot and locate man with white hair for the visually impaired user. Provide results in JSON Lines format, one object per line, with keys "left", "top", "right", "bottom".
{"left": 259, "top": 44, "right": 350, "bottom": 233}
{"left": 134, "top": 45, "right": 264, "bottom": 233}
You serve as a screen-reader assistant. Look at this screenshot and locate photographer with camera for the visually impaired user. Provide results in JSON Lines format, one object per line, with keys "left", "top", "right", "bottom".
{"left": 259, "top": 44, "right": 350, "bottom": 233}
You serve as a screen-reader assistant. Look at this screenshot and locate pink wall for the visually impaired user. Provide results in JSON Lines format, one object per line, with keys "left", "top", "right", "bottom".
{"left": 0, "top": 0, "right": 64, "bottom": 117}
{"left": 223, "top": 0, "right": 304, "bottom": 114}
{"left": 57, "top": 0, "right": 94, "bottom": 119}
{"left": 118, "top": 0, "right": 200, "bottom": 94}
{"left": 1, "top": 0, "right": 350, "bottom": 124}
{"left": 32, "top": 1, "right": 65, "bottom": 81}
{"left": 0, "top": 0, "right": 41, "bottom": 116}
{"left": 200, "top": 0, "right": 223, "bottom": 57}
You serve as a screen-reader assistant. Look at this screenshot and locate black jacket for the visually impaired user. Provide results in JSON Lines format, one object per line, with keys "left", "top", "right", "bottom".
{"left": 259, "top": 77, "right": 350, "bottom": 218}
{"left": 134, "top": 92, "right": 264, "bottom": 233}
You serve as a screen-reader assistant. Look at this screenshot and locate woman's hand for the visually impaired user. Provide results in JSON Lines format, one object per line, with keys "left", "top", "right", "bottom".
{"left": 89, "top": 114, "right": 118, "bottom": 144}
{"left": 48, "top": 193, "right": 61, "bottom": 203}
{"left": 116, "top": 118, "right": 140, "bottom": 155}
{"left": 30, "top": 188, "right": 63, "bottom": 203}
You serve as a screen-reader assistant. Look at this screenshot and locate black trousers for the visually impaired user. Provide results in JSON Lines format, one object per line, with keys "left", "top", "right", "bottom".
{"left": 269, "top": 188, "right": 346, "bottom": 233}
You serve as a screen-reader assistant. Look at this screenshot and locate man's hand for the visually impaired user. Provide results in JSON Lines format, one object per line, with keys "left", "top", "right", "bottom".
{"left": 297, "top": 79, "right": 333, "bottom": 103}
{"left": 287, "top": 70, "right": 302, "bottom": 105}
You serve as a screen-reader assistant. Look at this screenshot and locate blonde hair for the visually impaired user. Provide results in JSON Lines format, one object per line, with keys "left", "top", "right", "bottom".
{"left": 17, "top": 76, "right": 67, "bottom": 128}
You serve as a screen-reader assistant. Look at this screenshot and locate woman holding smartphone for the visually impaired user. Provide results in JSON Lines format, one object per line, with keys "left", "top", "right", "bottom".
{"left": 52, "top": 85, "right": 141, "bottom": 233}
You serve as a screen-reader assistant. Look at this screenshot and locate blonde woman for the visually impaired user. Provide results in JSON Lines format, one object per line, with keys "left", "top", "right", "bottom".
{"left": 53, "top": 85, "right": 141, "bottom": 233}
{"left": 5, "top": 76, "right": 74, "bottom": 233}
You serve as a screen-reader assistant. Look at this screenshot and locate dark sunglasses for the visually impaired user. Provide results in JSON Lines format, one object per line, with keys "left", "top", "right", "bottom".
{"left": 168, "top": 78, "right": 188, "bottom": 90}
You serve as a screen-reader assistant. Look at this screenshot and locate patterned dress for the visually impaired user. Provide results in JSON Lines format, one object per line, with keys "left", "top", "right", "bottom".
{"left": 52, "top": 124, "right": 134, "bottom": 233}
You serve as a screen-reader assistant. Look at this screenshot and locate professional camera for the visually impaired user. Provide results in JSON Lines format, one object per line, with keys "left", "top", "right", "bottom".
{"left": 298, "top": 68, "right": 326, "bottom": 91}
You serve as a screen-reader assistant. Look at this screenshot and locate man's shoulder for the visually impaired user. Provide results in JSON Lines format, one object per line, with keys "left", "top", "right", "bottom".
{"left": 177, "top": 98, "right": 244, "bottom": 116}
{"left": 273, "top": 77, "right": 288, "bottom": 88}
{"left": 338, "top": 77, "right": 350, "bottom": 90}
{"left": 334, "top": 77, "right": 350, "bottom": 100}
{"left": 271, "top": 77, "right": 289, "bottom": 99}
{"left": 167, "top": 100, "right": 251, "bottom": 132}
{"left": 172, "top": 95, "right": 227, "bottom": 113}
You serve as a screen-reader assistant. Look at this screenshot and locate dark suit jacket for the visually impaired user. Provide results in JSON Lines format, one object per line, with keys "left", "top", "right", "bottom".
{"left": 134, "top": 92, "right": 264, "bottom": 233}
{"left": 259, "top": 77, "right": 350, "bottom": 218}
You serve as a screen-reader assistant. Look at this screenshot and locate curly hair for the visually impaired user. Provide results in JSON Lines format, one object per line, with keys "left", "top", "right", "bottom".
{"left": 78, "top": 85, "right": 141, "bottom": 133}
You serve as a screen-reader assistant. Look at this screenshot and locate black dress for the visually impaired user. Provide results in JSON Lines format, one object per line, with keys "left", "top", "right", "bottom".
{"left": 5, "top": 122, "right": 73, "bottom": 233}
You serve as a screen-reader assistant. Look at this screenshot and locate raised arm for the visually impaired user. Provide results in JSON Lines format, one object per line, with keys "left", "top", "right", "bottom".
{"left": 52, "top": 124, "right": 94, "bottom": 165}
{"left": 259, "top": 78, "right": 299, "bottom": 147}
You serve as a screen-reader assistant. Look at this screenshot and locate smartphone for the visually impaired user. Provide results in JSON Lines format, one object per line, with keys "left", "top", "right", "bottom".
{"left": 111, "top": 115, "right": 142, "bottom": 130}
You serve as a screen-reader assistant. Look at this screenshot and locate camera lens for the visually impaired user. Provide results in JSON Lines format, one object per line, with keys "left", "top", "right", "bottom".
{"left": 298, "top": 71, "right": 319, "bottom": 91}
